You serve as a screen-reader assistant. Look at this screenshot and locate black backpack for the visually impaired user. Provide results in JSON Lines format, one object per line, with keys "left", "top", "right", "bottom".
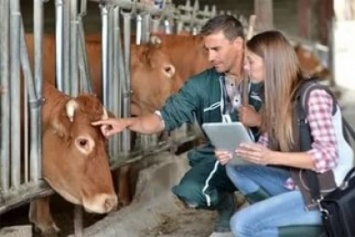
{"left": 295, "top": 78, "right": 355, "bottom": 237}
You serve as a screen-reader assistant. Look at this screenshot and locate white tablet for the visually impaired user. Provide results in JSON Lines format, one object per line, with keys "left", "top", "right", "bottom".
{"left": 202, "top": 122, "right": 254, "bottom": 165}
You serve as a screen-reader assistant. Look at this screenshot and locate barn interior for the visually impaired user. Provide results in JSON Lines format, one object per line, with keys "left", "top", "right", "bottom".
{"left": 1, "top": 0, "right": 355, "bottom": 236}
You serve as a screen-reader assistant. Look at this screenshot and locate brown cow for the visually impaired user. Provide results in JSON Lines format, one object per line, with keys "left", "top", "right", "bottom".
{"left": 21, "top": 81, "right": 117, "bottom": 235}
{"left": 149, "top": 33, "right": 211, "bottom": 91}
{"left": 24, "top": 34, "right": 181, "bottom": 232}
{"left": 149, "top": 33, "right": 331, "bottom": 91}
{"left": 25, "top": 34, "right": 180, "bottom": 116}
{"left": 294, "top": 43, "right": 330, "bottom": 79}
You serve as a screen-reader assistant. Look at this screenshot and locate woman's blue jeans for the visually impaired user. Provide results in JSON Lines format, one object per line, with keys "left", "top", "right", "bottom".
{"left": 226, "top": 164, "right": 322, "bottom": 237}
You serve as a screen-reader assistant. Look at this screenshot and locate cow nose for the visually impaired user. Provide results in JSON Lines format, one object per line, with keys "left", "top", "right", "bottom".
{"left": 104, "top": 194, "right": 118, "bottom": 212}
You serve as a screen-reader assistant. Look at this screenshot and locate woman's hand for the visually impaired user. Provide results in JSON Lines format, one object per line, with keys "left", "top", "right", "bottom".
{"left": 215, "top": 150, "right": 233, "bottom": 165}
{"left": 238, "top": 105, "right": 261, "bottom": 127}
{"left": 236, "top": 143, "right": 273, "bottom": 165}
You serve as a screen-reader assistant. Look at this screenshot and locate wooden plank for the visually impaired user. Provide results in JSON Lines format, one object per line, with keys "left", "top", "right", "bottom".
{"left": 297, "top": 0, "right": 311, "bottom": 38}
{"left": 0, "top": 225, "right": 32, "bottom": 237}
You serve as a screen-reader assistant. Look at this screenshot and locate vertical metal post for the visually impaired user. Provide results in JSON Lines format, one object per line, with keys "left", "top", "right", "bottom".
{"left": 78, "top": 21, "right": 93, "bottom": 93}
{"left": 32, "top": 0, "right": 44, "bottom": 182}
{"left": 176, "top": 20, "right": 183, "bottom": 34}
{"left": 10, "top": 0, "right": 21, "bottom": 188}
{"left": 63, "top": 0, "right": 71, "bottom": 94}
{"left": 55, "top": 0, "right": 65, "bottom": 91}
{"left": 108, "top": 6, "right": 115, "bottom": 109}
{"left": 111, "top": 6, "right": 122, "bottom": 158}
{"left": 122, "top": 11, "right": 132, "bottom": 154}
{"left": 141, "top": 13, "right": 150, "bottom": 43}
{"left": 0, "top": 0, "right": 10, "bottom": 191}
{"left": 101, "top": 4, "right": 109, "bottom": 108}
{"left": 136, "top": 14, "right": 142, "bottom": 45}
{"left": 77, "top": 0, "right": 92, "bottom": 93}
{"left": 151, "top": 17, "right": 160, "bottom": 33}
{"left": 74, "top": 205, "right": 83, "bottom": 237}
{"left": 20, "top": 18, "right": 37, "bottom": 183}
{"left": 164, "top": 19, "right": 171, "bottom": 34}
{"left": 70, "top": 0, "right": 79, "bottom": 96}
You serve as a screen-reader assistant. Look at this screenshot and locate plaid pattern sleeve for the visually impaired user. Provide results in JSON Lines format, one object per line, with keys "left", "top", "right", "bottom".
{"left": 306, "top": 89, "right": 338, "bottom": 173}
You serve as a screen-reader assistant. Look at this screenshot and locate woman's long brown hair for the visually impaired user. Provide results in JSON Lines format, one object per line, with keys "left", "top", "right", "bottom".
{"left": 247, "top": 31, "right": 303, "bottom": 151}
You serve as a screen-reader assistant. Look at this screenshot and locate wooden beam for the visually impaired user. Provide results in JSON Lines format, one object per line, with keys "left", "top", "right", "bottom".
{"left": 297, "top": 0, "right": 311, "bottom": 38}
{"left": 254, "top": 0, "right": 273, "bottom": 31}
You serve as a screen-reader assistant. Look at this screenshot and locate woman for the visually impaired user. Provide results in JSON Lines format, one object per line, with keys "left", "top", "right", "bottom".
{"left": 215, "top": 30, "right": 353, "bottom": 237}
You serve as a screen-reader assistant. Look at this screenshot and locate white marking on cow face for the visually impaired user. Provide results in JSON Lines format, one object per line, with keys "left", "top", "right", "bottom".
{"left": 75, "top": 135, "right": 95, "bottom": 155}
{"left": 163, "top": 64, "right": 175, "bottom": 78}
{"left": 66, "top": 99, "right": 78, "bottom": 122}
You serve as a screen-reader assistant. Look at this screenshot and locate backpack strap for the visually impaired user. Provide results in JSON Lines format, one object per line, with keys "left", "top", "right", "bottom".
{"left": 295, "top": 78, "right": 337, "bottom": 118}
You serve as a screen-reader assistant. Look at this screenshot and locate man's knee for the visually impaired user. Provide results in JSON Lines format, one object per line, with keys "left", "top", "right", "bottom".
{"left": 172, "top": 180, "right": 211, "bottom": 208}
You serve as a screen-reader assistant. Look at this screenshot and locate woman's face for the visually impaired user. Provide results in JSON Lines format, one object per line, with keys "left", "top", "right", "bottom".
{"left": 244, "top": 49, "right": 265, "bottom": 83}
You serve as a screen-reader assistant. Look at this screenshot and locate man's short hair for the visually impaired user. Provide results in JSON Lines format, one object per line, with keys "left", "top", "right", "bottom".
{"left": 200, "top": 15, "right": 245, "bottom": 41}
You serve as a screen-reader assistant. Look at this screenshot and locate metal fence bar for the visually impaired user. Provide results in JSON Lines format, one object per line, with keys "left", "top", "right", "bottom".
{"left": 78, "top": 19, "right": 93, "bottom": 93}
{"left": 90, "top": 0, "right": 164, "bottom": 15}
{"left": 20, "top": 18, "right": 42, "bottom": 184}
{"left": 101, "top": 4, "right": 110, "bottom": 108}
{"left": 122, "top": 10, "right": 132, "bottom": 154}
{"left": 63, "top": 0, "right": 71, "bottom": 94}
{"left": 55, "top": 0, "right": 65, "bottom": 91}
{"left": 111, "top": 6, "right": 122, "bottom": 157}
{"left": 21, "top": 19, "right": 30, "bottom": 184}
{"left": 70, "top": 0, "right": 79, "bottom": 96}
{"left": 108, "top": 6, "right": 115, "bottom": 109}
{"left": 32, "top": 0, "right": 44, "bottom": 182}
{"left": 136, "top": 14, "right": 142, "bottom": 45}
{"left": 141, "top": 13, "right": 150, "bottom": 43}
{"left": 10, "top": 0, "right": 22, "bottom": 188}
{"left": 77, "top": 0, "right": 93, "bottom": 94}
{"left": 0, "top": 0, "right": 10, "bottom": 192}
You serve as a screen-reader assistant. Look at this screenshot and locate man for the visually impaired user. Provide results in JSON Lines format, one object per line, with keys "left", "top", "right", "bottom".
{"left": 93, "top": 15, "right": 262, "bottom": 237}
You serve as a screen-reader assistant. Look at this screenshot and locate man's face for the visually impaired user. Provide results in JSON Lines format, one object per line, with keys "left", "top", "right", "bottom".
{"left": 203, "top": 31, "right": 243, "bottom": 74}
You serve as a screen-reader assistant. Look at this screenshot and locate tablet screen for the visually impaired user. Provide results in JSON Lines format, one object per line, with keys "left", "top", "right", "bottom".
{"left": 202, "top": 122, "right": 253, "bottom": 165}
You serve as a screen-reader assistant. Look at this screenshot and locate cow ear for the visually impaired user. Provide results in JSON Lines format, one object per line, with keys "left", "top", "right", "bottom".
{"left": 51, "top": 118, "right": 70, "bottom": 139}
{"left": 163, "top": 64, "right": 175, "bottom": 78}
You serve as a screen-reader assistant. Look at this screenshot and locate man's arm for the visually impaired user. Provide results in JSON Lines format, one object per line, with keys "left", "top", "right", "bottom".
{"left": 92, "top": 112, "right": 165, "bottom": 138}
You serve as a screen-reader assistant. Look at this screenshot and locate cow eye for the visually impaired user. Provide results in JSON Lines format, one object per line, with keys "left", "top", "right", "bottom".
{"left": 78, "top": 139, "right": 88, "bottom": 147}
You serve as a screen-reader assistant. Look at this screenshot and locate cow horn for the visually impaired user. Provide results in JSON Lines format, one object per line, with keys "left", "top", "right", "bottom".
{"left": 66, "top": 99, "right": 78, "bottom": 122}
{"left": 102, "top": 107, "right": 108, "bottom": 120}
{"left": 150, "top": 35, "right": 162, "bottom": 45}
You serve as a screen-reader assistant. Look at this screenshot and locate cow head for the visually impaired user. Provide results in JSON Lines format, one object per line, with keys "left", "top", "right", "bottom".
{"left": 294, "top": 44, "right": 330, "bottom": 80}
{"left": 130, "top": 44, "right": 182, "bottom": 115}
{"left": 42, "top": 92, "right": 117, "bottom": 214}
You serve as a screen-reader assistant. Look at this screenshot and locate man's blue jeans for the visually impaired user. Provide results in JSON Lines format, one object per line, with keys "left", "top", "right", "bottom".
{"left": 226, "top": 164, "right": 322, "bottom": 237}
